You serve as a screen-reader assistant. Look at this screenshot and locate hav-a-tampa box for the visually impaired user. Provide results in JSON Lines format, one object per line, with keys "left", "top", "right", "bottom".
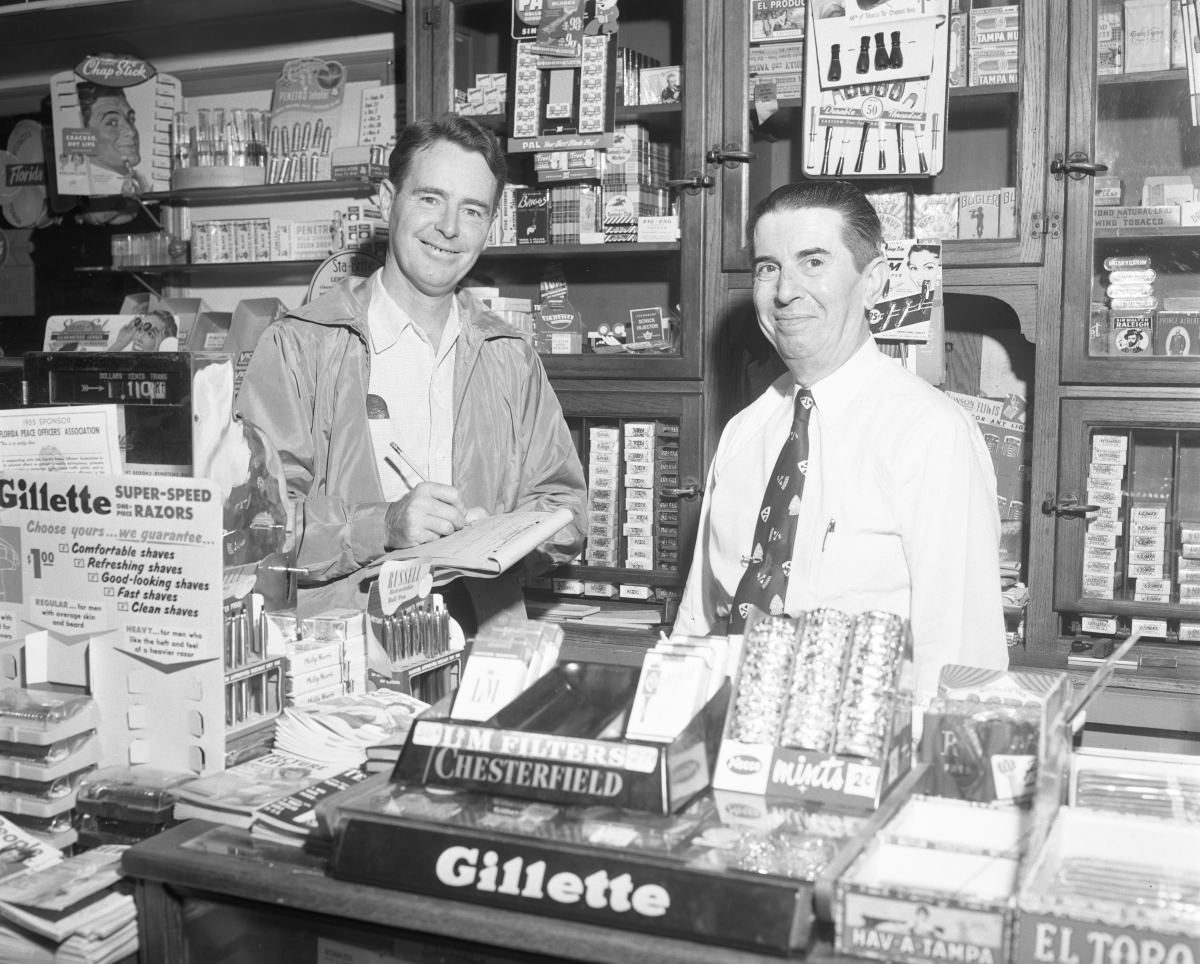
{"left": 329, "top": 779, "right": 877, "bottom": 954}
{"left": 392, "top": 661, "right": 728, "bottom": 815}
{"left": 834, "top": 794, "right": 1031, "bottom": 964}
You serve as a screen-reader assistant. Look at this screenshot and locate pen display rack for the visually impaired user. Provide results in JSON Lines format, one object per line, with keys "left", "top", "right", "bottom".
{"left": 171, "top": 108, "right": 268, "bottom": 190}
{"left": 392, "top": 660, "right": 730, "bottom": 815}
{"left": 802, "top": 2, "right": 951, "bottom": 179}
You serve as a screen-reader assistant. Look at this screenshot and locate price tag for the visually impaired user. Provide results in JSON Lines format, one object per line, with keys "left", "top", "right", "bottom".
{"left": 378, "top": 559, "right": 432, "bottom": 615}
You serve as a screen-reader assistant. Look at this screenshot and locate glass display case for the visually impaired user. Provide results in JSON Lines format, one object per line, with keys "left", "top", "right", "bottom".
{"left": 717, "top": 0, "right": 1050, "bottom": 271}
{"left": 1052, "top": 400, "right": 1200, "bottom": 681}
{"left": 422, "top": 0, "right": 707, "bottom": 381}
{"left": 1062, "top": 1, "right": 1200, "bottom": 384}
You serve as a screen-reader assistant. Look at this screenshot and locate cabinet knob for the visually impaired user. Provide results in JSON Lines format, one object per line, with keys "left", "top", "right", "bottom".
{"left": 1050, "top": 152, "right": 1109, "bottom": 180}
{"left": 1041, "top": 495, "right": 1100, "bottom": 517}
{"left": 660, "top": 482, "right": 703, "bottom": 501}
{"left": 705, "top": 145, "right": 757, "bottom": 168}
{"left": 666, "top": 172, "right": 714, "bottom": 195}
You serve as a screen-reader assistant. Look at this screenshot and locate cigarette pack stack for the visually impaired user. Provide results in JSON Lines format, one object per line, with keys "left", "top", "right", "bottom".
{"left": 623, "top": 420, "right": 681, "bottom": 572}
{"left": 0, "top": 689, "right": 103, "bottom": 851}
{"left": 585, "top": 425, "right": 621, "bottom": 567}
{"left": 1081, "top": 433, "right": 1131, "bottom": 603}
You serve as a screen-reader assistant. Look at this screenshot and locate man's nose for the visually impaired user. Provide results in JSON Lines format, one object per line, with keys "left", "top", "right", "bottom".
{"left": 436, "top": 205, "right": 460, "bottom": 237}
{"left": 775, "top": 266, "right": 807, "bottom": 304}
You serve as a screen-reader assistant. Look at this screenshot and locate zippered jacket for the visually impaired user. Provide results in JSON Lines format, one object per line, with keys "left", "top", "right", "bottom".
{"left": 235, "top": 274, "right": 587, "bottom": 615}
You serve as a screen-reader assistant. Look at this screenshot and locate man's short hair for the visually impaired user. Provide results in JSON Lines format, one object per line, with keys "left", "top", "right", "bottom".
{"left": 388, "top": 113, "right": 508, "bottom": 212}
{"left": 746, "top": 180, "right": 883, "bottom": 271}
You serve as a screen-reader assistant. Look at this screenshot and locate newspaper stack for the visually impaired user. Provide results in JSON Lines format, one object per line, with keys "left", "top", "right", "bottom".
{"left": 0, "top": 845, "right": 135, "bottom": 964}
{"left": 271, "top": 688, "right": 429, "bottom": 768}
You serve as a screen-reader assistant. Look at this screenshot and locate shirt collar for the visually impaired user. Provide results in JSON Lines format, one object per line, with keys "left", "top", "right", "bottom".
{"left": 804, "top": 338, "right": 882, "bottom": 420}
{"left": 367, "top": 273, "right": 460, "bottom": 355}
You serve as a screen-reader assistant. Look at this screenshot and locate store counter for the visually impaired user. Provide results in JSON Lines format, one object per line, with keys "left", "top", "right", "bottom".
{"left": 122, "top": 821, "right": 863, "bottom": 963}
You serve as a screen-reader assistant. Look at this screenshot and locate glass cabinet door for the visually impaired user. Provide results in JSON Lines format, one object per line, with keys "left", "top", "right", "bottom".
{"left": 1053, "top": 399, "right": 1200, "bottom": 681}
{"left": 718, "top": 0, "right": 1049, "bottom": 272}
{"left": 421, "top": 0, "right": 707, "bottom": 380}
{"left": 1062, "top": 0, "right": 1200, "bottom": 383}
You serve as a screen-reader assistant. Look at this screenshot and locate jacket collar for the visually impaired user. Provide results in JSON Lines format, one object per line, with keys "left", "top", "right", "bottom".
{"left": 289, "top": 272, "right": 523, "bottom": 346}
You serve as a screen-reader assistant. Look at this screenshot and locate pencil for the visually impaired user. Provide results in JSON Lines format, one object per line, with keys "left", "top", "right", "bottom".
{"left": 389, "top": 442, "right": 428, "bottom": 484}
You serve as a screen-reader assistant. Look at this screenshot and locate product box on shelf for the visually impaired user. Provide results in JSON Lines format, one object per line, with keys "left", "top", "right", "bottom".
{"left": 392, "top": 660, "right": 729, "bottom": 815}
{"left": 329, "top": 776, "right": 896, "bottom": 955}
{"left": 1013, "top": 807, "right": 1200, "bottom": 964}
{"left": 712, "top": 610, "right": 914, "bottom": 812}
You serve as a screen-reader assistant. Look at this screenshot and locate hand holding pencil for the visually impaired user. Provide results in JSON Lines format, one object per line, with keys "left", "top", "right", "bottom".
{"left": 383, "top": 443, "right": 489, "bottom": 548}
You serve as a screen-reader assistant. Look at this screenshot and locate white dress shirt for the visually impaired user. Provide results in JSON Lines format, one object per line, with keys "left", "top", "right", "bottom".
{"left": 675, "top": 339, "right": 1009, "bottom": 700}
{"left": 366, "top": 272, "right": 460, "bottom": 500}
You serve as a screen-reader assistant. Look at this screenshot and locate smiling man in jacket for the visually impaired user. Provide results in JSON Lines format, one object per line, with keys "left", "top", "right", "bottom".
{"left": 236, "top": 114, "right": 586, "bottom": 624}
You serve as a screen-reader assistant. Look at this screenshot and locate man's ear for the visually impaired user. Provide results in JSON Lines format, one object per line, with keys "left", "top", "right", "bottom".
{"left": 862, "top": 254, "right": 889, "bottom": 307}
{"left": 377, "top": 178, "right": 395, "bottom": 220}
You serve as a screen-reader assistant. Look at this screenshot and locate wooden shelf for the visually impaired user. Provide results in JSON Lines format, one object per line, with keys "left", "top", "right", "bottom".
{"left": 1094, "top": 225, "right": 1200, "bottom": 242}
{"left": 142, "top": 178, "right": 377, "bottom": 206}
{"left": 77, "top": 260, "right": 324, "bottom": 284}
{"left": 480, "top": 242, "right": 679, "bottom": 259}
{"left": 1098, "top": 67, "right": 1186, "bottom": 86}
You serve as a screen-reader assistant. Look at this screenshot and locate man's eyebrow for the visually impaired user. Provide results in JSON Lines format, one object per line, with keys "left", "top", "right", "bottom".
{"left": 793, "top": 246, "right": 830, "bottom": 260}
{"left": 409, "top": 184, "right": 492, "bottom": 209}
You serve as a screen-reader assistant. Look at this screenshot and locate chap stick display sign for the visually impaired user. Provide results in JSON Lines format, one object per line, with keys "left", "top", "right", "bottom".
{"left": 49, "top": 55, "right": 181, "bottom": 197}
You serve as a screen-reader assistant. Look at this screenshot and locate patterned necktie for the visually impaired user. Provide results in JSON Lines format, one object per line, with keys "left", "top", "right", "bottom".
{"left": 729, "top": 388, "right": 813, "bottom": 633}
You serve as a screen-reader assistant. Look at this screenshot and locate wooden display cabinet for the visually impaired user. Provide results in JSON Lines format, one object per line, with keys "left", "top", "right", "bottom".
{"left": 1027, "top": 0, "right": 1200, "bottom": 744}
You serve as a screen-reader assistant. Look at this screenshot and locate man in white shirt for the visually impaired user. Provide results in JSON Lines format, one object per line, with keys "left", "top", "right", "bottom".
{"left": 674, "top": 180, "right": 1007, "bottom": 700}
{"left": 237, "top": 116, "right": 586, "bottom": 621}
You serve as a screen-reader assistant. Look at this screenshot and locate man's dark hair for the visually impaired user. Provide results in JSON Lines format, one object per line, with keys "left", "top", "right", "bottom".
{"left": 746, "top": 180, "right": 883, "bottom": 270}
{"left": 388, "top": 113, "right": 507, "bottom": 212}
{"left": 76, "top": 82, "right": 129, "bottom": 126}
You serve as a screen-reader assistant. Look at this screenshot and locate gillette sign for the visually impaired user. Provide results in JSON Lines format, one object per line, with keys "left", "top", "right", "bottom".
{"left": 435, "top": 845, "right": 670, "bottom": 917}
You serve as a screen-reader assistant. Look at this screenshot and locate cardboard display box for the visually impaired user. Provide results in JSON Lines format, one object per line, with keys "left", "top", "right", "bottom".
{"left": 1014, "top": 807, "right": 1200, "bottom": 964}
{"left": 393, "top": 661, "right": 728, "bottom": 815}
